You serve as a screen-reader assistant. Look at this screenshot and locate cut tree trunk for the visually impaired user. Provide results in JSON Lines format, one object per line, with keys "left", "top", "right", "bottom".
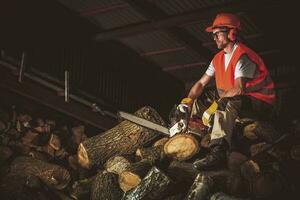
{"left": 70, "top": 176, "right": 95, "bottom": 200}
{"left": 104, "top": 155, "right": 131, "bottom": 175}
{"left": 119, "top": 159, "right": 153, "bottom": 192}
{"left": 243, "top": 121, "right": 280, "bottom": 143}
{"left": 10, "top": 156, "right": 71, "bottom": 190}
{"left": 164, "top": 134, "right": 199, "bottom": 161}
{"left": 0, "top": 119, "right": 6, "bottom": 131}
{"left": 251, "top": 171, "right": 288, "bottom": 199}
{"left": 0, "top": 173, "right": 56, "bottom": 200}
{"left": 290, "top": 144, "right": 300, "bottom": 161}
{"left": 200, "top": 134, "right": 211, "bottom": 148}
{"left": 136, "top": 145, "right": 165, "bottom": 164}
{"left": 184, "top": 173, "right": 214, "bottom": 200}
{"left": 153, "top": 137, "right": 170, "bottom": 147}
{"left": 122, "top": 166, "right": 172, "bottom": 200}
{"left": 78, "top": 106, "right": 165, "bottom": 168}
{"left": 0, "top": 145, "right": 13, "bottom": 166}
{"left": 90, "top": 170, "right": 123, "bottom": 200}
{"left": 210, "top": 192, "right": 250, "bottom": 200}
{"left": 166, "top": 160, "right": 200, "bottom": 186}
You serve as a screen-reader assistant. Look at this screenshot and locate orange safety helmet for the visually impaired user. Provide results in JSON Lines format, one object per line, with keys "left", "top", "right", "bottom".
{"left": 205, "top": 13, "right": 241, "bottom": 33}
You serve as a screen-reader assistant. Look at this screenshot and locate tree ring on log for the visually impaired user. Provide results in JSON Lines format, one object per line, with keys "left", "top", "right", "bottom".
{"left": 164, "top": 134, "right": 199, "bottom": 161}
{"left": 78, "top": 143, "right": 90, "bottom": 169}
{"left": 119, "top": 171, "right": 141, "bottom": 192}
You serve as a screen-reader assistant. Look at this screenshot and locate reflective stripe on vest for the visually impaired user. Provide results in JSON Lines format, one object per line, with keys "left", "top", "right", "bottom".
{"left": 212, "top": 43, "right": 275, "bottom": 104}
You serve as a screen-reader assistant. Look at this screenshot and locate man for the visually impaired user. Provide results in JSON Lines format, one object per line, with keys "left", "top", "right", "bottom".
{"left": 178, "top": 13, "right": 275, "bottom": 170}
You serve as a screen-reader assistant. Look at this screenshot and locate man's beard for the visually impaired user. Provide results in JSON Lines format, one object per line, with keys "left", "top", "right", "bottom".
{"left": 217, "top": 41, "right": 229, "bottom": 49}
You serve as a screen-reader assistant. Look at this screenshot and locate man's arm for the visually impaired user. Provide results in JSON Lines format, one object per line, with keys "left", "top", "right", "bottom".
{"left": 188, "top": 74, "right": 212, "bottom": 100}
{"left": 221, "top": 77, "right": 247, "bottom": 98}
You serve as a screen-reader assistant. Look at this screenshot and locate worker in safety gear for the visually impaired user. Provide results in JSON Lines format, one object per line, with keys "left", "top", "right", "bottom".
{"left": 178, "top": 13, "right": 276, "bottom": 170}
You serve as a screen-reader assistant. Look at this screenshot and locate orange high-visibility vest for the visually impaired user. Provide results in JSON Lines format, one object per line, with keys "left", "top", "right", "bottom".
{"left": 212, "top": 43, "right": 275, "bottom": 104}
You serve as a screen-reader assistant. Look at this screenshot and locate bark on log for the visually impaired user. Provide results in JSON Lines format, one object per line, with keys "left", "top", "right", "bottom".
{"left": 184, "top": 173, "right": 214, "bottom": 200}
{"left": 163, "top": 193, "right": 185, "bottom": 200}
{"left": 240, "top": 160, "right": 261, "bottom": 182}
{"left": 243, "top": 121, "right": 280, "bottom": 143}
{"left": 119, "top": 159, "right": 152, "bottom": 192}
{"left": 0, "top": 119, "right": 6, "bottom": 131}
{"left": 164, "top": 134, "right": 199, "bottom": 161}
{"left": 201, "top": 134, "right": 211, "bottom": 148}
{"left": 251, "top": 171, "right": 288, "bottom": 199}
{"left": 78, "top": 106, "right": 165, "bottom": 168}
{"left": 0, "top": 173, "right": 55, "bottom": 200}
{"left": 0, "top": 145, "right": 13, "bottom": 166}
{"left": 70, "top": 176, "right": 95, "bottom": 200}
{"left": 91, "top": 170, "right": 123, "bottom": 200}
{"left": 122, "top": 166, "right": 172, "bottom": 200}
{"left": 227, "top": 152, "right": 248, "bottom": 172}
{"left": 136, "top": 145, "right": 165, "bottom": 164}
{"left": 167, "top": 160, "right": 200, "bottom": 186}
{"left": 290, "top": 144, "right": 300, "bottom": 161}
{"left": 10, "top": 156, "right": 71, "bottom": 189}
{"left": 104, "top": 155, "right": 131, "bottom": 175}
{"left": 153, "top": 137, "right": 169, "bottom": 147}
{"left": 210, "top": 192, "right": 250, "bottom": 200}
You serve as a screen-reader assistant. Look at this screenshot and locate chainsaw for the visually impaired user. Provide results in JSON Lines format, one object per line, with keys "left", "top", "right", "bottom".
{"left": 118, "top": 110, "right": 203, "bottom": 137}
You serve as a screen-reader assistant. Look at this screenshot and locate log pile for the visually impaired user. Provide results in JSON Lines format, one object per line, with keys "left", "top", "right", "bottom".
{"left": 1, "top": 104, "right": 300, "bottom": 200}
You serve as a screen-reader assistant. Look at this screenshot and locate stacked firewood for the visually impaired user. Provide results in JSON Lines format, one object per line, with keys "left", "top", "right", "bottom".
{"left": 1, "top": 105, "right": 300, "bottom": 200}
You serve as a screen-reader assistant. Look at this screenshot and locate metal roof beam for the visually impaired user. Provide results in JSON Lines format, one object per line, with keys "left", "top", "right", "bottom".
{"left": 94, "top": 0, "right": 278, "bottom": 42}
{"left": 119, "top": 0, "right": 213, "bottom": 61}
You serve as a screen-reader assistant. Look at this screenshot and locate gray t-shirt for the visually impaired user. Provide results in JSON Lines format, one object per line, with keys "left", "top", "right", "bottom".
{"left": 205, "top": 44, "right": 257, "bottom": 79}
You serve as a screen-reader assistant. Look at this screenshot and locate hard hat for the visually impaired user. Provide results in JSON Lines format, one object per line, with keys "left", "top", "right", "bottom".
{"left": 206, "top": 13, "right": 241, "bottom": 32}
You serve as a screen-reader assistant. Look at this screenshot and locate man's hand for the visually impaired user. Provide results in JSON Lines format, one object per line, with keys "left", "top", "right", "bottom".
{"left": 177, "top": 97, "right": 193, "bottom": 113}
{"left": 202, "top": 101, "right": 218, "bottom": 127}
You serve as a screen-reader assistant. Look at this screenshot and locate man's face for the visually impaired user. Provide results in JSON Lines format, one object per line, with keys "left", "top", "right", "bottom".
{"left": 212, "top": 28, "right": 230, "bottom": 49}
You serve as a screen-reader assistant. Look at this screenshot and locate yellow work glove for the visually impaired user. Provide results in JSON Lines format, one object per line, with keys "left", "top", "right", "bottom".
{"left": 202, "top": 101, "right": 218, "bottom": 127}
{"left": 177, "top": 97, "right": 193, "bottom": 113}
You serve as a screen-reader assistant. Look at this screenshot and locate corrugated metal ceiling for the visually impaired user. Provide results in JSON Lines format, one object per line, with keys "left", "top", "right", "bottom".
{"left": 56, "top": 0, "right": 290, "bottom": 89}
{"left": 21, "top": 0, "right": 296, "bottom": 92}
{"left": 149, "top": 0, "right": 236, "bottom": 15}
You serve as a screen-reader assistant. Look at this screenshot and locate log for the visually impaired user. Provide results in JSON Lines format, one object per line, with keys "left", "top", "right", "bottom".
{"left": 249, "top": 142, "right": 271, "bottom": 157}
{"left": 0, "top": 145, "right": 13, "bottom": 166}
{"left": 70, "top": 176, "right": 95, "bottom": 200}
{"left": 240, "top": 160, "right": 261, "bottom": 182}
{"left": 122, "top": 166, "right": 172, "bottom": 200}
{"left": 48, "top": 134, "right": 61, "bottom": 151}
{"left": 136, "top": 145, "right": 165, "bottom": 164}
{"left": 0, "top": 119, "right": 6, "bottom": 131}
{"left": 210, "top": 192, "right": 250, "bottom": 200}
{"left": 78, "top": 106, "right": 165, "bottom": 168}
{"left": 10, "top": 156, "right": 71, "bottom": 190}
{"left": 91, "top": 170, "right": 123, "bottom": 200}
{"left": 251, "top": 171, "right": 288, "bottom": 199}
{"left": 166, "top": 160, "right": 200, "bottom": 186}
{"left": 0, "top": 173, "right": 56, "bottom": 200}
{"left": 164, "top": 134, "right": 199, "bottom": 161}
{"left": 225, "top": 172, "right": 249, "bottom": 197}
{"left": 119, "top": 159, "right": 152, "bottom": 192}
{"left": 227, "top": 152, "right": 248, "bottom": 172}
{"left": 71, "top": 125, "right": 87, "bottom": 145}
{"left": 201, "top": 134, "right": 211, "bottom": 148}
{"left": 243, "top": 121, "right": 280, "bottom": 143}
{"left": 290, "top": 144, "right": 300, "bottom": 161}
{"left": 104, "top": 155, "right": 131, "bottom": 175}
{"left": 21, "top": 130, "right": 40, "bottom": 146}
{"left": 163, "top": 193, "right": 185, "bottom": 200}
{"left": 153, "top": 137, "right": 170, "bottom": 147}
{"left": 184, "top": 173, "right": 214, "bottom": 200}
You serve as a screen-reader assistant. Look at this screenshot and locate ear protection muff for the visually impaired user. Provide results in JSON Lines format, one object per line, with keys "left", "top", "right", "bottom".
{"left": 228, "top": 28, "right": 237, "bottom": 41}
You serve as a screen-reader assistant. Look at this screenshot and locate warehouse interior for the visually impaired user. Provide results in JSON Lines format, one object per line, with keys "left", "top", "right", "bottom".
{"left": 1, "top": 0, "right": 300, "bottom": 199}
